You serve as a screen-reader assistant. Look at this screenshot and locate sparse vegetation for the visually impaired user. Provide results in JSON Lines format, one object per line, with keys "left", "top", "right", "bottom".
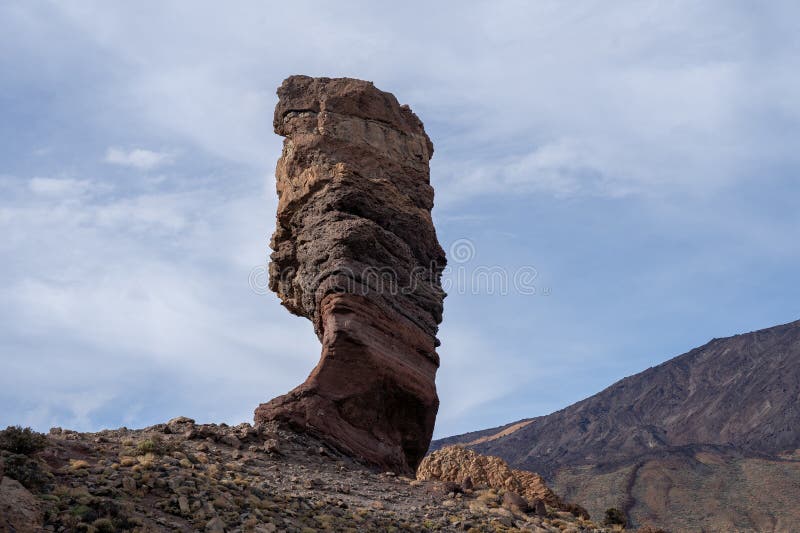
{"left": 563, "top": 501, "right": 591, "bottom": 519}
{"left": 44, "top": 486, "right": 140, "bottom": 531}
{"left": 136, "top": 452, "right": 156, "bottom": 468}
{"left": 636, "top": 526, "right": 668, "bottom": 533}
{"left": 1, "top": 453, "right": 51, "bottom": 490}
{"left": 3, "top": 420, "right": 612, "bottom": 531}
{"left": 604, "top": 507, "right": 628, "bottom": 528}
{"left": 118, "top": 455, "right": 137, "bottom": 467}
{"left": 0, "top": 425, "right": 48, "bottom": 454}
{"left": 136, "top": 435, "right": 166, "bottom": 455}
{"left": 69, "top": 459, "right": 90, "bottom": 470}
{"left": 92, "top": 517, "right": 117, "bottom": 533}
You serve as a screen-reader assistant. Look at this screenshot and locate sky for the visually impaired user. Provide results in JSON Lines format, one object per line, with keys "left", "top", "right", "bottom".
{"left": 1, "top": 1, "right": 799, "bottom": 439}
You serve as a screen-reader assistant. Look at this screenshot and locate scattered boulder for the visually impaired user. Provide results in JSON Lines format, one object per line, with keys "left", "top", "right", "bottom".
{"left": 177, "top": 495, "right": 190, "bottom": 515}
{"left": 4, "top": 419, "right": 605, "bottom": 532}
{"left": 262, "top": 439, "right": 281, "bottom": 454}
{"left": 443, "top": 481, "right": 462, "bottom": 495}
{"left": 530, "top": 498, "right": 548, "bottom": 517}
{"left": 220, "top": 434, "right": 242, "bottom": 450}
{"left": 502, "top": 490, "right": 529, "bottom": 513}
{"left": 205, "top": 516, "right": 226, "bottom": 532}
{"left": 121, "top": 476, "right": 136, "bottom": 492}
{"left": 164, "top": 417, "right": 195, "bottom": 435}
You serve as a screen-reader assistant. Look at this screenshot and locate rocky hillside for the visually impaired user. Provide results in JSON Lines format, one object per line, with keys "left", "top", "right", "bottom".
{"left": 433, "top": 320, "right": 800, "bottom": 532}
{"left": 0, "top": 419, "right": 611, "bottom": 532}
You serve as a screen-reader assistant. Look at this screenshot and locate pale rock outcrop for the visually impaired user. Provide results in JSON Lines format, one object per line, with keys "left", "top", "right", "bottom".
{"left": 416, "top": 445, "right": 562, "bottom": 508}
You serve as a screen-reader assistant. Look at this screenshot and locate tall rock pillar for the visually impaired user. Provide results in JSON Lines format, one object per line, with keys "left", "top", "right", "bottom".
{"left": 254, "top": 76, "right": 446, "bottom": 474}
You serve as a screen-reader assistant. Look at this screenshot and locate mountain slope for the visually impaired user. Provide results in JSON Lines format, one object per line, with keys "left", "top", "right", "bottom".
{"left": 433, "top": 319, "right": 800, "bottom": 531}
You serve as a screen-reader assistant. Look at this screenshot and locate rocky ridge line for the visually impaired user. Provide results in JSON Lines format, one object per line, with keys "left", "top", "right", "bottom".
{"left": 0, "top": 421, "right": 610, "bottom": 532}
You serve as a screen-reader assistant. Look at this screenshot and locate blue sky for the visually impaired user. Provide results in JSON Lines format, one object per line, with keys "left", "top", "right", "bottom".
{"left": 1, "top": 1, "right": 799, "bottom": 438}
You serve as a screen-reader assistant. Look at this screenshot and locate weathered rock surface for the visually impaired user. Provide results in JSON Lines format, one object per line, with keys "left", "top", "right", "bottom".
{"left": 255, "top": 76, "right": 446, "bottom": 475}
{"left": 417, "top": 446, "right": 562, "bottom": 509}
{"left": 0, "top": 477, "right": 42, "bottom": 533}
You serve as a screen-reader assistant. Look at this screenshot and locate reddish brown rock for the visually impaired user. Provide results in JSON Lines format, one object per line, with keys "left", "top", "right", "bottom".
{"left": 0, "top": 477, "right": 43, "bottom": 533}
{"left": 254, "top": 76, "right": 446, "bottom": 475}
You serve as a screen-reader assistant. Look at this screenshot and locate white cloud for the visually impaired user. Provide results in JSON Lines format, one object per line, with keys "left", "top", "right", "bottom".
{"left": 2, "top": 1, "right": 799, "bottom": 435}
{"left": 105, "top": 147, "right": 173, "bottom": 170}
{"left": 29, "top": 177, "right": 90, "bottom": 196}
{"left": 437, "top": 140, "right": 616, "bottom": 201}
{"left": 0, "top": 171, "right": 315, "bottom": 430}
{"left": 434, "top": 324, "right": 535, "bottom": 437}
{"left": 39, "top": 2, "right": 797, "bottom": 197}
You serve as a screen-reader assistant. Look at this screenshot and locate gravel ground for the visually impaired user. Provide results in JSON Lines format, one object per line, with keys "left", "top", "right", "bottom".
{"left": 2, "top": 418, "right": 611, "bottom": 532}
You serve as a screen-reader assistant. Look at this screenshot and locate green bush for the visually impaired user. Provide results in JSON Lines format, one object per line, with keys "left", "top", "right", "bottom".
{"left": 2, "top": 453, "right": 51, "bottom": 491}
{"left": 135, "top": 435, "right": 166, "bottom": 455}
{"left": 603, "top": 507, "right": 628, "bottom": 528}
{"left": 45, "top": 493, "right": 140, "bottom": 531}
{"left": 0, "top": 426, "right": 49, "bottom": 454}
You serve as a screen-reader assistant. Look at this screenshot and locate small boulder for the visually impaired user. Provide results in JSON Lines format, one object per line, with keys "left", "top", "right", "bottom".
{"left": 122, "top": 477, "right": 136, "bottom": 492}
{"left": 219, "top": 434, "right": 242, "bottom": 450}
{"left": 166, "top": 417, "right": 195, "bottom": 434}
{"left": 530, "top": 498, "right": 547, "bottom": 517}
{"left": 443, "top": 481, "right": 462, "bottom": 495}
{"left": 488, "top": 506, "right": 515, "bottom": 526}
{"left": 187, "top": 425, "right": 217, "bottom": 440}
{"left": 178, "top": 495, "right": 190, "bottom": 515}
{"left": 263, "top": 439, "right": 280, "bottom": 454}
{"left": 168, "top": 416, "right": 191, "bottom": 424}
{"left": 205, "top": 517, "right": 226, "bottom": 532}
{"left": 233, "top": 423, "right": 258, "bottom": 442}
{"left": 502, "top": 490, "right": 529, "bottom": 513}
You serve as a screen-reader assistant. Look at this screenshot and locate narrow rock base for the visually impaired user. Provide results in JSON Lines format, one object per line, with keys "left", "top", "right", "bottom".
{"left": 255, "top": 293, "right": 439, "bottom": 475}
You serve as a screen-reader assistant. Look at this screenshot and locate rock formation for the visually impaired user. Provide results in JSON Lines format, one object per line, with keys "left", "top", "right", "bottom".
{"left": 417, "top": 446, "right": 562, "bottom": 509}
{"left": 254, "top": 76, "right": 446, "bottom": 475}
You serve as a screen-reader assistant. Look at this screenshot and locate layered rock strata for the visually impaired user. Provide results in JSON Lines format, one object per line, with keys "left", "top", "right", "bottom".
{"left": 417, "top": 446, "right": 563, "bottom": 509}
{"left": 254, "top": 76, "right": 446, "bottom": 475}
